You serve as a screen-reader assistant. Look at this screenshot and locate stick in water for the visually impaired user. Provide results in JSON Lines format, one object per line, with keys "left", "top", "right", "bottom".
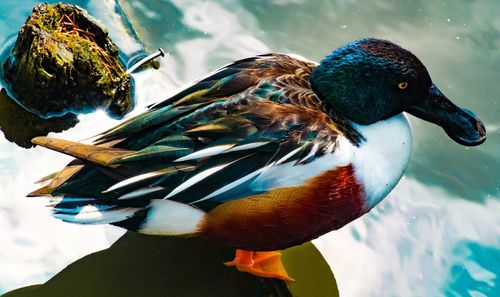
{"left": 126, "top": 48, "right": 166, "bottom": 74}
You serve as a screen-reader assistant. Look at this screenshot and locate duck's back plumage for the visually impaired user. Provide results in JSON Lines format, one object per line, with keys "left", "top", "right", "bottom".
{"left": 31, "top": 54, "right": 372, "bottom": 250}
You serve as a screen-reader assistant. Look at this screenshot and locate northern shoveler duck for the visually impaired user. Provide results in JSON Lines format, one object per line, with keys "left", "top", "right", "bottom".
{"left": 30, "top": 38, "right": 486, "bottom": 282}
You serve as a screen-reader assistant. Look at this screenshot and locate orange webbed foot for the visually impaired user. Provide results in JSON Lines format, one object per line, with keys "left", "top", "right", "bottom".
{"left": 224, "top": 249, "right": 295, "bottom": 282}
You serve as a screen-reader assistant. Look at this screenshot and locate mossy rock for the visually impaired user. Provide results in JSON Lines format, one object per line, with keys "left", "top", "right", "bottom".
{"left": 2, "top": 3, "right": 132, "bottom": 119}
{"left": 0, "top": 88, "right": 78, "bottom": 148}
{"left": 2, "top": 232, "right": 339, "bottom": 297}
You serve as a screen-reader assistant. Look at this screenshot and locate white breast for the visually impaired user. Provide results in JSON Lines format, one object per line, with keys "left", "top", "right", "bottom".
{"left": 248, "top": 113, "right": 411, "bottom": 210}
{"left": 191, "top": 113, "right": 411, "bottom": 210}
{"left": 351, "top": 113, "right": 413, "bottom": 209}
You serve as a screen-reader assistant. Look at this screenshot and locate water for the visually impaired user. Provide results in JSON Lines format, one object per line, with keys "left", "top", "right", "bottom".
{"left": 0, "top": 0, "right": 498, "bottom": 296}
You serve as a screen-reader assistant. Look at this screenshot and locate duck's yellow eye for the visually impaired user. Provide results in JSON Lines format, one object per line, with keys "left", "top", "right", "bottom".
{"left": 398, "top": 82, "right": 408, "bottom": 89}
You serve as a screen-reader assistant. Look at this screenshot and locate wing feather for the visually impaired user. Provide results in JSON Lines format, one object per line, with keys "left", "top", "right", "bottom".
{"left": 32, "top": 54, "right": 345, "bottom": 212}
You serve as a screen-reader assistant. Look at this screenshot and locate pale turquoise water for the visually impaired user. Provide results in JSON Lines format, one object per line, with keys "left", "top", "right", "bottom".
{"left": 0, "top": 1, "right": 498, "bottom": 296}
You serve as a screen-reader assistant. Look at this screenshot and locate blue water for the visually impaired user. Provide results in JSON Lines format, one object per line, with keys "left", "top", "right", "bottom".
{"left": 445, "top": 242, "right": 500, "bottom": 296}
{"left": 0, "top": 1, "right": 498, "bottom": 296}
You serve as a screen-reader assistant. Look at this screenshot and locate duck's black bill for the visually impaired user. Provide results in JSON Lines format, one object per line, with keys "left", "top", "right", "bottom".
{"left": 406, "top": 85, "right": 486, "bottom": 146}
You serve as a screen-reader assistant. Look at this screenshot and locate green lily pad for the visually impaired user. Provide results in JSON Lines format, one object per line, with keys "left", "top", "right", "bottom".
{"left": 2, "top": 232, "right": 338, "bottom": 297}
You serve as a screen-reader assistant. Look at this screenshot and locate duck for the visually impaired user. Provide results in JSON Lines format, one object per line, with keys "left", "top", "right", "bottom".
{"left": 29, "top": 38, "right": 486, "bottom": 282}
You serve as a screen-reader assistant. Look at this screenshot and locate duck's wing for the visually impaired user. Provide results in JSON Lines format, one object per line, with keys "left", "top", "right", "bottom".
{"left": 31, "top": 54, "right": 347, "bottom": 212}
{"left": 93, "top": 53, "right": 324, "bottom": 147}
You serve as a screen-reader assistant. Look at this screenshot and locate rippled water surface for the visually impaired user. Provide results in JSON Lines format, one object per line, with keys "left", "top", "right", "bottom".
{"left": 0, "top": 0, "right": 498, "bottom": 296}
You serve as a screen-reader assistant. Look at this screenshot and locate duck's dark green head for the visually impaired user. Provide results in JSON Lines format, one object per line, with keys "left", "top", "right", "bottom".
{"left": 310, "top": 38, "right": 486, "bottom": 146}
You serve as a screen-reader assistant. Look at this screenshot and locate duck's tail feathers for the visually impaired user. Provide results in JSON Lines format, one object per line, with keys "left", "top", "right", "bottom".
{"left": 48, "top": 198, "right": 206, "bottom": 236}
{"left": 31, "top": 136, "right": 131, "bottom": 167}
{"left": 49, "top": 197, "right": 145, "bottom": 226}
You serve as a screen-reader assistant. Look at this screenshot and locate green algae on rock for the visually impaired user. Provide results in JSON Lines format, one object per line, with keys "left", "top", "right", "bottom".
{"left": 2, "top": 3, "right": 133, "bottom": 119}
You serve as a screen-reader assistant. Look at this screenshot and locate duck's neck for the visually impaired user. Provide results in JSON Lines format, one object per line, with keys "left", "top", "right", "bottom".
{"left": 349, "top": 113, "right": 413, "bottom": 209}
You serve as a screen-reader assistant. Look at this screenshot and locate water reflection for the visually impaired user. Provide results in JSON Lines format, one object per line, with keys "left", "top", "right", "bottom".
{"left": 0, "top": 89, "right": 78, "bottom": 149}
{"left": 2, "top": 234, "right": 337, "bottom": 297}
{"left": 315, "top": 178, "right": 500, "bottom": 296}
{"left": 0, "top": 0, "right": 498, "bottom": 296}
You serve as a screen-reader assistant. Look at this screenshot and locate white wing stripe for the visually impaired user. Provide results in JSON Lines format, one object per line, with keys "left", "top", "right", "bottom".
{"left": 103, "top": 171, "right": 166, "bottom": 193}
{"left": 299, "top": 142, "right": 319, "bottom": 163}
{"left": 174, "top": 144, "right": 234, "bottom": 162}
{"left": 174, "top": 141, "right": 271, "bottom": 163}
{"left": 275, "top": 146, "right": 304, "bottom": 165}
{"left": 224, "top": 141, "right": 271, "bottom": 153}
{"left": 164, "top": 161, "right": 237, "bottom": 199}
{"left": 118, "top": 186, "right": 165, "bottom": 200}
{"left": 191, "top": 168, "right": 265, "bottom": 204}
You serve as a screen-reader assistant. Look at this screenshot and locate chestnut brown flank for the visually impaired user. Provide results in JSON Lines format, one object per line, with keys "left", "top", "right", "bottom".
{"left": 202, "top": 165, "right": 366, "bottom": 250}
